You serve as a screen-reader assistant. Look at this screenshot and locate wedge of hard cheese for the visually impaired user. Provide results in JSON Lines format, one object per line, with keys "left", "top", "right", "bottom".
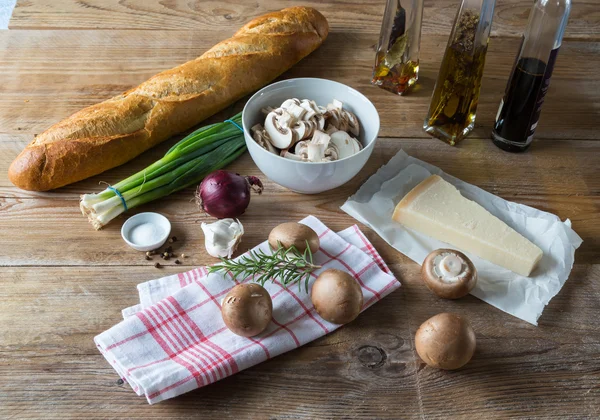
{"left": 392, "top": 175, "right": 543, "bottom": 276}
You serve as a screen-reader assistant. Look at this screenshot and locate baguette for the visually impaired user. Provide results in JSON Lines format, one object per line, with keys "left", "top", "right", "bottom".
{"left": 9, "top": 6, "right": 329, "bottom": 191}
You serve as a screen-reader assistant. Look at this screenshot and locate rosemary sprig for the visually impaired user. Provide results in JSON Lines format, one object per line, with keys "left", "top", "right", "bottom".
{"left": 208, "top": 241, "right": 321, "bottom": 293}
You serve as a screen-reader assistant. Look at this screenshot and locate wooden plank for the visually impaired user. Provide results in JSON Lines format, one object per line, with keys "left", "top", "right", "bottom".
{"left": 1, "top": 30, "right": 598, "bottom": 141}
{"left": 1, "top": 1, "right": 599, "bottom": 416}
{"left": 9, "top": 0, "right": 600, "bottom": 41}
{"left": 0, "top": 264, "right": 598, "bottom": 418}
{"left": 0, "top": 137, "right": 598, "bottom": 266}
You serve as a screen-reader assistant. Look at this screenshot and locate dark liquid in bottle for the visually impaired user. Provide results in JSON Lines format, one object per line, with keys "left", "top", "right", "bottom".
{"left": 492, "top": 57, "right": 547, "bottom": 152}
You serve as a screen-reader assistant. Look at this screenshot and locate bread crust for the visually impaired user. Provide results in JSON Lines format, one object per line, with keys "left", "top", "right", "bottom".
{"left": 9, "top": 6, "right": 329, "bottom": 191}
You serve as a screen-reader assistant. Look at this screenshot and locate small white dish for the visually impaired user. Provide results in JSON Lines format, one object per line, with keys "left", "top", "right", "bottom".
{"left": 121, "top": 212, "right": 171, "bottom": 252}
{"left": 242, "top": 78, "right": 380, "bottom": 194}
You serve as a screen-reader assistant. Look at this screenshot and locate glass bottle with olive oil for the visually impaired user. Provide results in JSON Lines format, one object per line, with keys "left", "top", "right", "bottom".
{"left": 423, "top": 0, "right": 496, "bottom": 145}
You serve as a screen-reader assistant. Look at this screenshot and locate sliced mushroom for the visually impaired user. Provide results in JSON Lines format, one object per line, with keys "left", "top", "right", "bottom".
{"left": 324, "top": 124, "right": 339, "bottom": 135}
{"left": 331, "top": 109, "right": 350, "bottom": 132}
{"left": 261, "top": 106, "right": 275, "bottom": 116}
{"left": 306, "top": 130, "right": 331, "bottom": 162}
{"left": 281, "top": 98, "right": 301, "bottom": 109}
{"left": 299, "top": 103, "right": 317, "bottom": 120}
{"left": 282, "top": 151, "right": 306, "bottom": 161}
{"left": 294, "top": 140, "right": 310, "bottom": 159}
{"left": 308, "top": 100, "right": 321, "bottom": 113}
{"left": 315, "top": 115, "right": 326, "bottom": 130}
{"left": 311, "top": 130, "right": 331, "bottom": 147}
{"left": 344, "top": 110, "right": 360, "bottom": 136}
{"left": 250, "top": 123, "right": 263, "bottom": 135}
{"left": 259, "top": 98, "right": 363, "bottom": 162}
{"left": 329, "top": 131, "right": 362, "bottom": 159}
{"left": 323, "top": 145, "right": 338, "bottom": 161}
{"left": 307, "top": 142, "right": 326, "bottom": 161}
{"left": 293, "top": 120, "right": 315, "bottom": 140}
{"left": 264, "top": 110, "right": 297, "bottom": 149}
{"left": 300, "top": 99, "right": 321, "bottom": 113}
{"left": 282, "top": 102, "right": 307, "bottom": 120}
{"left": 251, "top": 124, "right": 277, "bottom": 154}
{"left": 305, "top": 119, "right": 317, "bottom": 138}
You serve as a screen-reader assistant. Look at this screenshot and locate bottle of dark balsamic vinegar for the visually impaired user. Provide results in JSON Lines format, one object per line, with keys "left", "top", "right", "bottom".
{"left": 491, "top": 0, "right": 570, "bottom": 152}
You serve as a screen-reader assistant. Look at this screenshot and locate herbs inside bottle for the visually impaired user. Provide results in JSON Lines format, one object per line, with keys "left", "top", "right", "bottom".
{"left": 372, "top": 0, "right": 424, "bottom": 95}
{"left": 424, "top": 1, "right": 496, "bottom": 145}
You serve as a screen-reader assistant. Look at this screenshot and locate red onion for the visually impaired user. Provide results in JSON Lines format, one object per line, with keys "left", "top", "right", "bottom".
{"left": 196, "top": 171, "right": 263, "bottom": 219}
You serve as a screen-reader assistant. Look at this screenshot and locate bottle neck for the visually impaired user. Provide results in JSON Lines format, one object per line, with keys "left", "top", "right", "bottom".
{"left": 520, "top": 0, "right": 571, "bottom": 61}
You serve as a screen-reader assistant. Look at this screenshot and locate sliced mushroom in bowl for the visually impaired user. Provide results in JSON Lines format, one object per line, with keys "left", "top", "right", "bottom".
{"left": 242, "top": 78, "right": 380, "bottom": 194}
{"left": 251, "top": 96, "right": 364, "bottom": 163}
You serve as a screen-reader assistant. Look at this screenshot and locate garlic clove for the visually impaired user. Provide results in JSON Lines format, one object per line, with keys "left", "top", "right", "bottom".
{"left": 201, "top": 218, "right": 244, "bottom": 259}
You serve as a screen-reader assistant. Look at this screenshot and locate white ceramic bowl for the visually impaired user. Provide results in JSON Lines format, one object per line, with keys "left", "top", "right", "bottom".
{"left": 242, "top": 78, "right": 380, "bottom": 194}
{"left": 121, "top": 212, "right": 172, "bottom": 252}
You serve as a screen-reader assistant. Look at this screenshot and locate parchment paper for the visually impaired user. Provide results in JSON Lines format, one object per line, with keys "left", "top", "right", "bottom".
{"left": 341, "top": 150, "right": 582, "bottom": 325}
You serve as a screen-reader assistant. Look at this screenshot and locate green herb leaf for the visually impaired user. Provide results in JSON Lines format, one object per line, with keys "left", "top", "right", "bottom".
{"left": 208, "top": 244, "right": 321, "bottom": 293}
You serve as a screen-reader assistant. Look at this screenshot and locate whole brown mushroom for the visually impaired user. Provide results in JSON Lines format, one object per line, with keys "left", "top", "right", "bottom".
{"left": 421, "top": 249, "right": 477, "bottom": 299}
{"left": 221, "top": 283, "right": 272, "bottom": 337}
{"left": 311, "top": 269, "right": 363, "bottom": 324}
{"left": 268, "top": 222, "right": 320, "bottom": 254}
{"left": 415, "top": 313, "right": 476, "bottom": 370}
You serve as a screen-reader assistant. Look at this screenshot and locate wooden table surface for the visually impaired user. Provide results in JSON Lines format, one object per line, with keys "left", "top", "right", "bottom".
{"left": 1, "top": 1, "right": 599, "bottom": 418}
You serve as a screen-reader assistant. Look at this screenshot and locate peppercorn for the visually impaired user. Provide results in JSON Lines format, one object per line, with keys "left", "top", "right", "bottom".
{"left": 175, "top": 259, "right": 181, "bottom": 265}
{"left": 154, "top": 262, "right": 161, "bottom": 268}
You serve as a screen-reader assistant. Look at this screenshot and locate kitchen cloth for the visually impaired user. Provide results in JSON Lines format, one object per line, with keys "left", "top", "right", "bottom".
{"left": 95, "top": 216, "right": 398, "bottom": 404}
{"left": 341, "top": 149, "right": 583, "bottom": 325}
{"left": 121, "top": 221, "right": 392, "bottom": 319}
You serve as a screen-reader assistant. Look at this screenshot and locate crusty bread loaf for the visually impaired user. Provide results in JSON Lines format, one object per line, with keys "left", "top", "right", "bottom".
{"left": 8, "top": 6, "right": 328, "bottom": 191}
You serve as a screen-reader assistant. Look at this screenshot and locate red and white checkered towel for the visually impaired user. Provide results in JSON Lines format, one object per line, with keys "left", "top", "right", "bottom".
{"left": 95, "top": 216, "right": 399, "bottom": 404}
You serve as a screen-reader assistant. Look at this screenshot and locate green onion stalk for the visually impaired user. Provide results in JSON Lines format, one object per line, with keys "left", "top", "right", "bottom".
{"left": 80, "top": 113, "right": 247, "bottom": 230}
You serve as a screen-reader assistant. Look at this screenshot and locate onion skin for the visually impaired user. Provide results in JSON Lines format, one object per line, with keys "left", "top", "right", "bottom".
{"left": 197, "top": 170, "right": 263, "bottom": 219}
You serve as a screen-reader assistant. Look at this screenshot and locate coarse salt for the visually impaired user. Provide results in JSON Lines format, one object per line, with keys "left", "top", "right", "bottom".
{"left": 129, "top": 223, "right": 164, "bottom": 246}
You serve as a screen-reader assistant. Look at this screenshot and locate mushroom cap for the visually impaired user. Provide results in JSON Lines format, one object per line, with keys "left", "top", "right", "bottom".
{"left": 268, "top": 222, "right": 320, "bottom": 254}
{"left": 415, "top": 313, "right": 476, "bottom": 370}
{"left": 311, "top": 269, "right": 363, "bottom": 324}
{"left": 221, "top": 283, "right": 273, "bottom": 337}
{"left": 421, "top": 249, "right": 477, "bottom": 299}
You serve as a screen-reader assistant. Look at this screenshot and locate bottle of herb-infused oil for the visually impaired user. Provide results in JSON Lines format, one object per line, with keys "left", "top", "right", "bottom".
{"left": 372, "top": 0, "right": 425, "bottom": 95}
{"left": 423, "top": 0, "right": 496, "bottom": 145}
{"left": 491, "top": 0, "right": 571, "bottom": 152}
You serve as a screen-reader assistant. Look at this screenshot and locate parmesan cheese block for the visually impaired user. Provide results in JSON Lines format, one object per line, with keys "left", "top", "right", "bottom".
{"left": 392, "top": 175, "right": 543, "bottom": 276}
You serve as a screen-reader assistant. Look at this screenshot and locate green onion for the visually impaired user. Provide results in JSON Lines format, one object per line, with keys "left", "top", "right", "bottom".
{"left": 80, "top": 113, "right": 247, "bottom": 229}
